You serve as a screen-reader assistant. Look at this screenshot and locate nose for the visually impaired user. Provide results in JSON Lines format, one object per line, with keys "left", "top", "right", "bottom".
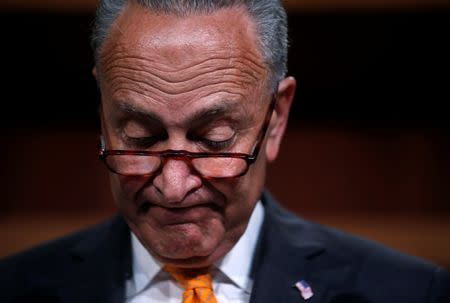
{"left": 153, "top": 158, "right": 202, "bottom": 203}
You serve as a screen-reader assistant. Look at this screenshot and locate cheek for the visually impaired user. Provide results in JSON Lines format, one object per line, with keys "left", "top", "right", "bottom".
{"left": 109, "top": 174, "right": 149, "bottom": 207}
{"left": 211, "top": 174, "right": 262, "bottom": 227}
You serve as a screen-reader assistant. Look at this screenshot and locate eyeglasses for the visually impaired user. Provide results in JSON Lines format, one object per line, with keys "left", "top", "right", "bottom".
{"left": 99, "top": 95, "right": 277, "bottom": 179}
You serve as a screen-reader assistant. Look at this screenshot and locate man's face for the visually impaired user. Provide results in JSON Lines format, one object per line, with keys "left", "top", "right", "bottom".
{"left": 97, "top": 3, "right": 290, "bottom": 268}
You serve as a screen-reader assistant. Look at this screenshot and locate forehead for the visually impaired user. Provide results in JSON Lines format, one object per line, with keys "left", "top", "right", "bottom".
{"left": 98, "top": 3, "right": 269, "bottom": 125}
{"left": 100, "top": 3, "right": 263, "bottom": 59}
{"left": 100, "top": 5, "right": 266, "bottom": 86}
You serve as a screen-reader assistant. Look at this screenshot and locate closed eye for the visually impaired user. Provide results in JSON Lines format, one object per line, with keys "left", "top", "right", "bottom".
{"left": 198, "top": 137, "right": 235, "bottom": 151}
{"left": 124, "top": 133, "right": 167, "bottom": 149}
{"left": 190, "top": 124, "right": 236, "bottom": 151}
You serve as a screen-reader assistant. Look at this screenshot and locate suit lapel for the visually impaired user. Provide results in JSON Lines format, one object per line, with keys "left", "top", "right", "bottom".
{"left": 26, "top": 216, "right": 132, "bottom": 303}
{"left": 250, "top": 193, "right": 355, "bottom": 303}
{"left": 64, "top": 215, "right": 131, "bottom": 303}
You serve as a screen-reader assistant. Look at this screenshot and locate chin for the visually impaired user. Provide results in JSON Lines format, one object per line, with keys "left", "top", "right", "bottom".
{"left": 151, "top": 240, "right": 234, "bottom": 269}
{"left": 131, "top": 221, "right": 229, "bottom": 267}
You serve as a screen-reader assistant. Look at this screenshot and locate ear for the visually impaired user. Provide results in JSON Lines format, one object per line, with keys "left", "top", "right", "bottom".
{"left": 265, "top": 76, "right": 296, "bottom": 162}
{"left": 92, "top": 67, "right": 98, "bottom": 79}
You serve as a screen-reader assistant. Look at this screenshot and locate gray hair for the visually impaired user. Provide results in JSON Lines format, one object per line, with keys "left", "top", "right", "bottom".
{"left": 91, "top": 0, "right": 288, "bottom": 87}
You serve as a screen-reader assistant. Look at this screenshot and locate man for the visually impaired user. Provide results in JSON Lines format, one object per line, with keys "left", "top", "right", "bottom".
{"left": 1, "top": 0, "right": 449, "bottom": 302}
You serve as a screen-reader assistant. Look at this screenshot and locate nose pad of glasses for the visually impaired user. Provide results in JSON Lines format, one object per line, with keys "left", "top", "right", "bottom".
{"left": 153, "top": 158, "right": 202, "bottom": 203}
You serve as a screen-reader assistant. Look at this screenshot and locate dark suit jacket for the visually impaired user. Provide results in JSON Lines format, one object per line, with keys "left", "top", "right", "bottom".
{"left": 1, "top": 193, "right": 449, "bottom": 303}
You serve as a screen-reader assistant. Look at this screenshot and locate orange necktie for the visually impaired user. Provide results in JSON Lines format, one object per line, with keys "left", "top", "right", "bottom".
{"left": 164, "top": 266, "right": 219, "bottom": 303}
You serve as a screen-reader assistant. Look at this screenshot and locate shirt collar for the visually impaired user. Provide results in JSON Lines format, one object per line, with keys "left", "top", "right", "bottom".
{"left": 215, "top": 201, "right": 264, "bottom": 292}
{"left": 130, "top": 200, "right": 265, "bottom": 294}
{"left": 130, "top": 230, "right": 162, "bottom": 293}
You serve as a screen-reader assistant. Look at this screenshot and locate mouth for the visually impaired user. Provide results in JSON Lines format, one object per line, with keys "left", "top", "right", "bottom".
{"left": 138, "top": 202, "right": 222, "bottom": 225}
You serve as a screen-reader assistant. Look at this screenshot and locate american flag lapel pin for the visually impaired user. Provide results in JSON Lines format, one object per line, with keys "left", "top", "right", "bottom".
{"left": 294, "top": 280, "right": 314, "bottom": 300}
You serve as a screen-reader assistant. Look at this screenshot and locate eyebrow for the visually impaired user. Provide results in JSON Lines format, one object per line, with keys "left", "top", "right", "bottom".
{"left": 114, "top": 99, "right": 246, "bottom": 127}
{"left": 186, "top": 101, "right": 245, "bottom": 127}
{"left": 115, "top": 101, "right": 161, "bottom": 124}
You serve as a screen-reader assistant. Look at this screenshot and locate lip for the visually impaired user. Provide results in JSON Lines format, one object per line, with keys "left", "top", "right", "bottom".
{"left": 143, "top": 203, "right": 220, "bottom": 225}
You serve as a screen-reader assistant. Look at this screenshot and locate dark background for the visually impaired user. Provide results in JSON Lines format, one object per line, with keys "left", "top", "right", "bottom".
{"left": 1, "top": 2, "right": 449, "bottom": 269}
{"left": 1, "top": 9, "right": 449, "bottom": 128}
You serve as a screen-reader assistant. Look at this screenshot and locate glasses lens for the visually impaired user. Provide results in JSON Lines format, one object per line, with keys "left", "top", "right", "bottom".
{"left": 106, "top": 155, "right": 161, "bottom": 176}
{"left": 192, "top": 157, "right": 247, "bottom": 178}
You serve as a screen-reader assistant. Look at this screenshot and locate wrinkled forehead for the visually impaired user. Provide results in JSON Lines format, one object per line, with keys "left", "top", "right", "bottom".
{"left": 96, "top": 2, "right": 271, "bottom": 124}
{"left": 97, "top": 2, "right": 268, "bottom": 84}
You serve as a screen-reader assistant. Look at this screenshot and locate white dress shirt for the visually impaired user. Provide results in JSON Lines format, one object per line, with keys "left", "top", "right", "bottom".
{"left": 125, "top": 201, "right": 265, "bottom": 303}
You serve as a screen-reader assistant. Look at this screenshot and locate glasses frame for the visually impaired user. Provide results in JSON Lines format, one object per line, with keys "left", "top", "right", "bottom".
{"left": 99, "top": 94, "right": 277, "bottom": 179}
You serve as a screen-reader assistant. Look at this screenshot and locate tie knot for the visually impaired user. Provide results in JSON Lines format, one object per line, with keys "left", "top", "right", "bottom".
{"left": 164, "top": 266, "right": 213, "bottom": 291}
